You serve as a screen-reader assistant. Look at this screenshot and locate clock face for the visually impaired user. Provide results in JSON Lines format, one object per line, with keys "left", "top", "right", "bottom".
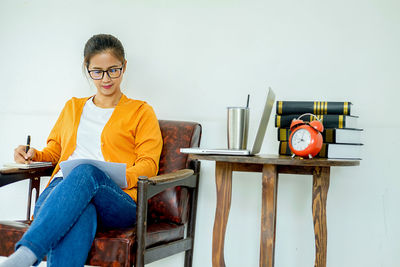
{"left": 291, "top": 128, "right": 311, "bottom": 151}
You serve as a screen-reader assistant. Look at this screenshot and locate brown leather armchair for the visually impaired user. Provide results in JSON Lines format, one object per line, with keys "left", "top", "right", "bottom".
{"left": 0, "top": 120, "right": 201, "bottom": 267}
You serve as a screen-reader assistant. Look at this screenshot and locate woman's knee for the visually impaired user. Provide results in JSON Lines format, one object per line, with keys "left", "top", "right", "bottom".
{"left": 67, "top": 164, "right": 109, "bottom": 186}
{"left": 69, "top": 164, "right": 100, "bottom": 176}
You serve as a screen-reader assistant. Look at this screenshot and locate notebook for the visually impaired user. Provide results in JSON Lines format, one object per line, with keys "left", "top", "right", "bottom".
{"left": 180, "top": 88, "right": 276, "bottom": 156}
{"left": 2, "top": 161, "right": 53, "bottom": 169}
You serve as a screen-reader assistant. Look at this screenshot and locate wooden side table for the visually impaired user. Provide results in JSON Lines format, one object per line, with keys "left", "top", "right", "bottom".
{"left": 190, "top": 154, "right": 359, "bottom": 267}
{"left": 0, "top": 166, "right": 54, "bottom": 220}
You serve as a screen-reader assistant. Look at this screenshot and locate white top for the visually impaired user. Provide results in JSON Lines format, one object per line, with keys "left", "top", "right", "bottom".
{"left": 54, "top": 97, "right": 114, "bottom": 178}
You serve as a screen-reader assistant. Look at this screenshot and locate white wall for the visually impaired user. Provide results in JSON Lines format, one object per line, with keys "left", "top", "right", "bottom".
{"left": 0, "top": 0, "right": 399, "bottom": 266}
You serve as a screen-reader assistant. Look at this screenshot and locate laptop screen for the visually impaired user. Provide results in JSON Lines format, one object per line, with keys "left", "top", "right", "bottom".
{"left": 250, "top": 88, "right": 276, "bottom": 154}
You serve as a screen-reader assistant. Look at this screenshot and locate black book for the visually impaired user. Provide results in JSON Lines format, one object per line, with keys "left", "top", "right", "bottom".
{"left": 276, "top": 101, "right": 352, "bottom": 115}
{"left": 275, "top": 114, "right": 358, "bottom": 129}
{"left": 277, "top": 128, "right": 363, "bottom": 144}
{"left": 279, "top": 141, "right": 362, "bottom": 159}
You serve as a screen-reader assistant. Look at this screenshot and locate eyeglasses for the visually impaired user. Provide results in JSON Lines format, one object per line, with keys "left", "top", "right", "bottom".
{"left": 87, "top": 66, "right": 124, "bottom": 80}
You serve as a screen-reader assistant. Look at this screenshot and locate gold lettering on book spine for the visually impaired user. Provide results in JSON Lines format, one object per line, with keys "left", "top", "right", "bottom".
{"left": 314, "top": 102, "right": 317, "bottom": 114}
{"left": 339, "top": 115, "right": 343, "bottom": 128}
{"left": 344, "top": 102, "right": 348, "bottom": 115}
{"left": 278, "top": 101, "right": 283, "bottom": 114}
{"left": 319, "top": 144, "right": 327, "bottom": 157}
{"left": 277, "top": 116, "right": 281, "bottom": 128}
{"left": 325, "top": 129, "right": 333, "bottom": 143}
{"left": 280, "top": 141, "right": 287, "bottom": 154}
{"left": 325, "top": 102, "right": 328, "bottom": 115}
{"left": 280, "top": 129, "right": 287, "bottom": 141}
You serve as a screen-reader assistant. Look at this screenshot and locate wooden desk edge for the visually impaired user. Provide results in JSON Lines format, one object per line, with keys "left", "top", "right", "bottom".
{"left": 0, "top": 166, "right": 54, "bottom": 175}
{"left": 188, "top": 154, "right": 360, "bottom": 167}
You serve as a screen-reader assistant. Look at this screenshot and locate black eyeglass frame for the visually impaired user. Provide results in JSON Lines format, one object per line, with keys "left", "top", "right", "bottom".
{"left": 87, "top": 65, "right": 124, "bottom": 80}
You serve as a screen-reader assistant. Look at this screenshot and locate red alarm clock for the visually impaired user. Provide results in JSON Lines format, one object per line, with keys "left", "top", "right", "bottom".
{"left": 288, "top": 113, "right": 324, "bottom": 159}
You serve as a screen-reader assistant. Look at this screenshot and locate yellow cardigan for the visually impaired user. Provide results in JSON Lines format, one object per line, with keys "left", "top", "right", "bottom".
{"left": 33, "top": 94, "right": 163, "bottom": 202}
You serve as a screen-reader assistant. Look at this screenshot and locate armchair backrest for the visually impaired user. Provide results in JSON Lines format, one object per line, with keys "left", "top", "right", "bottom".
{"left": 147, "top": 120, "right": 202, "bottom": 224}
{"left": 158, "top": 120, "right": 202, "bottom": 174}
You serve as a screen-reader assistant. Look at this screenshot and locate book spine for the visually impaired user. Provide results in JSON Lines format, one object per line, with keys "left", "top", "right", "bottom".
{"left": 275, "top": 114, "right": 351, "bottom": 129}
{"left": 276, "top": 101, "right": 351, "bottom": 115}
{"left": 277, "top": 128, "right": 337, "bottom": 143}
{"left": 279, "top": 142, "right": 329, "bottom": 157}
{"left": 279, "top": 141, "right": 292, "bottom": 156}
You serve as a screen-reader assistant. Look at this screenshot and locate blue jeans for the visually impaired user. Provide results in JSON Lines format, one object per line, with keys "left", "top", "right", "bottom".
{"left": 16, "top": 164, "right": 137, "bottom": 266}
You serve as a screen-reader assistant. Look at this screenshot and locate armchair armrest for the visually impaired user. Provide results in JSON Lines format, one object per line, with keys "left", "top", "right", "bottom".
{"left": 148, "top": 169, "right": 194, "bottom": 185}
{"left": 142, "top": 169, "right": 198, "bottom": 200}
{"left": 136, "top": 167, "right": 200, "bottom": 266}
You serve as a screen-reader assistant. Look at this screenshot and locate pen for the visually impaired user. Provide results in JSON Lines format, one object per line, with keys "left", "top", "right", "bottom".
{"left": 26, "top": 135, "right": 31, "bottom": 154}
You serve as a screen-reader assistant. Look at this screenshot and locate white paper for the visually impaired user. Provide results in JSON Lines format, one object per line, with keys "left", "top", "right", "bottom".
{"left": 59, "top": 159, "right": 127, "bottom": 188}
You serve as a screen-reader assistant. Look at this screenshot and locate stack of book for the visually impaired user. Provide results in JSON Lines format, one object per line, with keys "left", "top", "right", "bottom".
{"left": 275, "top": 101, "right": 363, "bottom": 159}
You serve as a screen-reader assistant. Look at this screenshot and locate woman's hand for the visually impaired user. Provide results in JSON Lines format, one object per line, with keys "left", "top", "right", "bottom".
{"left": 14, "top": 145, "right": 36, "bottom": 164}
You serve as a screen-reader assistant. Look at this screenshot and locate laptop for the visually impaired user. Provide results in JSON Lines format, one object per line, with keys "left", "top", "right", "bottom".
{"left": 180, "top": 88, "right": 276, "bottom": 156}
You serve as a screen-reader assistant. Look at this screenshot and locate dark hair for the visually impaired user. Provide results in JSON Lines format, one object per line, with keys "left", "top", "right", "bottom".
{"left": 83, "top": 34, "right": 125, "bottom": 67}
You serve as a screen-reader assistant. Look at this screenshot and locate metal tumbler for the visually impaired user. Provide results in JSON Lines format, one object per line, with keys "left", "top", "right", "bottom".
{"left": 227, "top": 107, "right": 249, "bottom": 150}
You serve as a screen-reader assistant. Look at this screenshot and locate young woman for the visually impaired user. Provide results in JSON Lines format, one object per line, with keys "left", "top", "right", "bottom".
{"left": 1, "top": 34, "right": 162, "bottom": 267}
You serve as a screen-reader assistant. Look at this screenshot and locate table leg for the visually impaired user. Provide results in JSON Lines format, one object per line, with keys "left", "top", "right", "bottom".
{"left": 260, "top": 164, "right": 278, "bottom": 267}
{"left": 312, "top": 167, "right": 330, "bottom": 267}
{"left": 212, "top": 162, "right": 233, "bottom": 267}
{"left": 27, "top": 176, "right": 40, "bottom": 220}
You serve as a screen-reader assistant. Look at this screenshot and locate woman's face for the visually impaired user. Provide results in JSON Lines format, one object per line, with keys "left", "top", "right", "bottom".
{"left": 87, "top": 51, "right": 126, "bottom": 97}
